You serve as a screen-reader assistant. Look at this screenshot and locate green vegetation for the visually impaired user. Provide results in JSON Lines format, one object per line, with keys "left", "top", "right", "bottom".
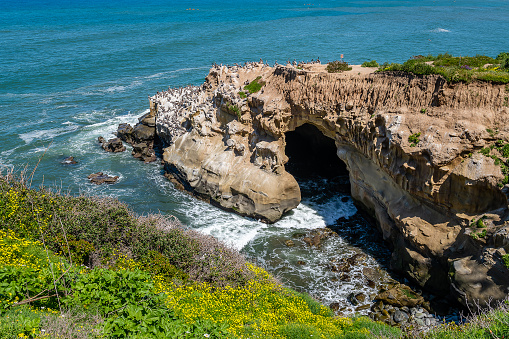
{"left": 502, "top": 254, "right": 509, "bottom": 268}
{"left": 408, "top": 132, "right": 421, "bottom": 147}
{"left": 326, "top": 60, "right": 352, "bottom": 73}
{"left": 244, "top": 76, "right": 266, "bottom": 93}
{"left": 378, "top": 53, "right": 509, "bottom": 84}
{"left": 238, "top": 91, "right": 247, "bottom": 99}
{"left": 3, "top": 172, "right": 509, "bottom": 338}
{"left": 476, "top": 139, "right": 509, "bottom": 185}
{"left": 0, "top": 173, "right": 402, "bottom": 338}
{"left": 228, "top": 104, "right": 241, "bottom": 119}
{"left": 420, "top": 108, "right": 426, "bottom": 114}
{"left": 361, "top": 60, "right": 379, "bottom": 68}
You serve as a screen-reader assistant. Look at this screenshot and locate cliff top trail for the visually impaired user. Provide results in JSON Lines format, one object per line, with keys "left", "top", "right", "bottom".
{"left": 139, "top": 62, "right": 509, "bottom": 308}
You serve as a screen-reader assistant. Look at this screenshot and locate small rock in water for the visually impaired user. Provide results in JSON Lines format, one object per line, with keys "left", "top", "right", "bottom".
{"left": 367, "top": 279, "right": 376, "bottom": 288}
{"left": 62, "top": 156, "right": 77, "bottom": 164}
{"left": 284, "top": 240, "right": 295, "bottom": 247}
{"left": 347, "top": 292, "right": 359, "bottom": 306}
{"left": 296, "top": 260, "right": 306, "bottom": 265}
{"left": 88, "top": 172, "right": 119, "bottom": 185}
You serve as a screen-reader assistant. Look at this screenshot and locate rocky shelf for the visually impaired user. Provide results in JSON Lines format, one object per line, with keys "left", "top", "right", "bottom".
{"left": 141, "top": 61, "right": 509, "bottom": 309}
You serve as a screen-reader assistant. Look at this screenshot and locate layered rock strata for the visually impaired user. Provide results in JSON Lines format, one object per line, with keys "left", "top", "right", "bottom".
{"left": 150, "top": 62, "right": 509, "bottom": 306}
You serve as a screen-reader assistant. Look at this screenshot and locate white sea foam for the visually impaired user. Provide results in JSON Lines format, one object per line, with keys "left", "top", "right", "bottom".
{"left": 431, "top": 27, "right": 451, "bottom": 33}
{"left": 19, "top": 124, "right": 79, "bottom": 144}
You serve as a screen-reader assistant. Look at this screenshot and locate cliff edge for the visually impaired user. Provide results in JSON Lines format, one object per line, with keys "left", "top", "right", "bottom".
{"left": 150, "top": 62, "right": 509, "bottom": 307}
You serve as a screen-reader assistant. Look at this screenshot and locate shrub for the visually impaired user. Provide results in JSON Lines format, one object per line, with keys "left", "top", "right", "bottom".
{"left": 238, "top": 91, "right": 247, "bottom": 99}
{"left": 377, "top": 53, "right": 509, "bottom": 84}
{"left": 361, "top": 60, "right": 379, "bottom": 67}
{"left": 0, "top": 174, "right": 253, "bottom": 288}
{"left": 326, "top": 60, "right": 352, "bottom": 73}
{"left": 408, "top": 132, "right": 421, "bottom": 147}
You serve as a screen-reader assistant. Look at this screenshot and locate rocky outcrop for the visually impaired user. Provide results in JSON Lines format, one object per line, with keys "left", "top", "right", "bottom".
{"left": 98, "top": 136, "right": 126, "bottom": 153}
{"left": 150, "top": 62, "right": 509, "bottom": 307}
{"left": 117, "top": 108, "right": 157, "bottom": 163}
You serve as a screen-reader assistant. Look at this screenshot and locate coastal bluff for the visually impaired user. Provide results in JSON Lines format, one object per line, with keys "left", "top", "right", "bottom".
{"left": 147, "top": 62, "right": 509, "bottom": 306}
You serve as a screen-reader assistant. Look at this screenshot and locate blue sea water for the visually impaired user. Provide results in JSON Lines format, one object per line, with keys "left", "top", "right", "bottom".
{"left": 1, "top": 0, "right": 508, "bottom": 311}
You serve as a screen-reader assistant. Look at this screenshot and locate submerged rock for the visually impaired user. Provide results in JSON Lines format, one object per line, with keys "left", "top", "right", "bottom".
{"left": 61, "top": 156, "right": 77, "bottom": 164}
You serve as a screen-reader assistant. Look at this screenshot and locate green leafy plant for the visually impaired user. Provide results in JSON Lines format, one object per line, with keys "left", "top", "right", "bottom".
{"left": 238, "top": 91, "right": 247, "bottom": 99}
{"left": 408, "top": 132, "right": 421, "bottom": 147}
{"left": 361, "top": 60, "right": 379, "bottom": 67}
{"left": 420, "top": 108, "right": 427, "bottom": 114}
{"left": 228, "top": 104, "right": 241, "bottom": 119}
{"left": 502, "top": 254, "right": 509, "bottom": 268}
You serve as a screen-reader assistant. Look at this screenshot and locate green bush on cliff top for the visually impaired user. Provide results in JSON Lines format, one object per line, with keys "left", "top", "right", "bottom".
{"left": 378, "top": 53, "right": 509, "bottom": 84}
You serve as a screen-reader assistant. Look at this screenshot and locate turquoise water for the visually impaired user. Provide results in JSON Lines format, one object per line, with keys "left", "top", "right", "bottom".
{"left": 1, "top": 0, "right": 508, "bottom": 311}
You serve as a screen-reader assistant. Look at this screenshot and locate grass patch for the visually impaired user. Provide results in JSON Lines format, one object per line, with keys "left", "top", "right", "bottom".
{"left": 378, "top": 52, "right": 509, "bottom": 84}
{"left": 238, "top": 91, "right": 247, "bottom": 99}
{"left": 244, "top": 76, "right": 265, "bottom": 93}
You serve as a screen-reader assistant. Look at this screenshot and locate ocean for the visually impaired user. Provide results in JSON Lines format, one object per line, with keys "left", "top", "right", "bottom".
{"left": 1, "top": 0, "right": 508, "bottom": 313}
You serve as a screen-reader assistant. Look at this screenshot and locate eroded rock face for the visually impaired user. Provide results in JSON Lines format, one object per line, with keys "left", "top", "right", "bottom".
{"left": 150, "top": 63, "right": 509, "bottom": 306}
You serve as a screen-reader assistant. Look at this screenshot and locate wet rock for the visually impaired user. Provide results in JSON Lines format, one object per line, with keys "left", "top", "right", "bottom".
{"left": 375, "top": 284, "right": 425, "bottom": 308}
{"left": 329, "top": 303, "right": 340, "bottom": 312}
{"left": 296, "top": 260, "right": 306, "bottom": 265}
{"left": 371, "top": 300, "right": 383, "bottom": 312}
{"left": 117, "top": 123, "right": 135, "bottom": 144}
{"left": 330, "top": 259, "right": 351, "bottom": 273}
{"left": 393, "top": 310, "right": 409, "bottom": 323}
{"left": 99, "top": 136, "right": 126, "bottom": 153}
{"left": 132, "top": 142, "right": 156, "bottom": 163}
{"left": 339, "top": 274, "right": 350, "bottom": 282}
{"left": 347, "top": 292, "right": 359, "bottom": 306}
{"left": 303, "top": 228, "right": 337, "bottom": 247}
{"left": 355, "top": 304, "right": 371, "bottom": 311}
{"left": 284, "top": 240, "right": 295, "bottom": 247}
{"left": 61, "top": 156, "right": 77, "bottom": 164}
{"left": 355, "top": 293, "right": 366, "bottom": 303}
{"left": 88, "top": 172, "right": 119, "bottom": 185}
{"left": 367, "top": 279, "right": 376, "bottom": 288}
{"left": 362, "top": 267, "right": 383, "bottom": 282}
{"left": 347, "top": 253, "right": 367, "bottom": 265}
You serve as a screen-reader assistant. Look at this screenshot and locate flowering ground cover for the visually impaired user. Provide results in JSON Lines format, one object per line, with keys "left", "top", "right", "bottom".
{"left": 1, "top": 172, "right": 508, "bottom": 338}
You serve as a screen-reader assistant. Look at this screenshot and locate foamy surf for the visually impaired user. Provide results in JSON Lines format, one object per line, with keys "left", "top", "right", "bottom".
{"left": 431, "top": 27, "right": 451, "bottom": 33}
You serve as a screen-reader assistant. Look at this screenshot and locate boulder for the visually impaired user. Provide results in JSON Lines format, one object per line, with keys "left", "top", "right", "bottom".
{"left": 99, "top": 137, "right": 125, "bottom": 153}
{"left": 87, "top": 172, "right": 119, "bottom": 185}
{"left": 375, "top": 284, "right": 425, "bottom": 308}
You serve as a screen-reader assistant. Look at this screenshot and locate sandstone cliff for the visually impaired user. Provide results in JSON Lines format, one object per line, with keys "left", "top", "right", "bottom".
{"left": 150, "top": 62, "right": 509, "bottom": 307}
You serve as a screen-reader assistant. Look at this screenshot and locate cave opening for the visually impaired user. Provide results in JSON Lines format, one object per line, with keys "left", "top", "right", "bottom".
{"left": 285, "top": 123, "right": 350, "bottom": 195}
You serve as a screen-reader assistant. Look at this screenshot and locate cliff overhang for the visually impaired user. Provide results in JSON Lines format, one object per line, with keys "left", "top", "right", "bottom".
{"left": 150, "top": 62, "right": 509, "bottom": 307}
